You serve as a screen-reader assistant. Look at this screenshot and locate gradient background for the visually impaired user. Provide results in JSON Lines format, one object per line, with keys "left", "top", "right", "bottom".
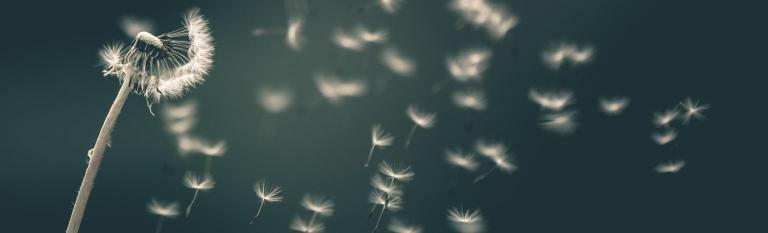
{"left": 0, "top": 0, "right": 760, "bottom": 232}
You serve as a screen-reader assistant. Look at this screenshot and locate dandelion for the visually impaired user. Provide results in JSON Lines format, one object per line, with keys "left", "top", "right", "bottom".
{"left": 405, "top": 105, "right": 437, "bottom": 148}
{"left": 301, "top": 194, "right": 335, "bottom": 217}
{"left": 369, "top": 190, "right": 404, "bottom": 233}
{"left": 452, "top": 88, "right": 487, "bottom": 111}
{"left": 388, "top": 219, "right": 422, "bottom": 233}
{"left": 250, "top": 180, "right": 283, "bottom": 223}
{"left": 447, "top": 48, "right": 492, "bottom": 82}
{"left": 119, "top": 15, "right": 154, "bottom": 39}
{"left": 333, "top": 28, "right": 366, "bottom": 51}
{"left": 449, "top": 0, "right": 518, "bottom": 40}
{"left": 599, "top": 97, "right": 630, "bottom": 116}
{"left": 355, "top": 24, "right": 388, "bottom": 43}
{"left": 447, "top": 207, "right": 485, "bottom": 233}
{"left": 147, "top": 199, "right": 180, "bottom": 233}
{"left": 679, "top": 98, "right": 709, "bottom": 124}
{"left": 314, "top": 72, "right": 368, "bottom": 104}
{"left": 67, "top": 8, "right": 213, "bottom": 233}
{"left": 381, "top": 47, "right": 416, "bottom": 77}
{"left": 651, "top": 129, "right": 677, "bottom": 145}
{"left": 529, "top": 88, "right": 573, "bottom": 111}
{"left": 655, "top": 160, "right": 685, "bottom": 174}
{"left": 365, "top": 125, "right": 395, "bottom": 167}
{"left": 291, "top": 216, "right": 325, "bottom": 233}
{"left": 542, "top": 42, "right": 595, "bottom": 70}
{"left": 540, "top": 111, "right": 578, "bottom": 135}
{"left": 257, "top": 86, "right": 294, "bottom": 114}
{"left": 379, "top": 0, "right": 404, "bottom": 13}
{"left": 653, "top": 109, "right": 679, "bottom": 127}
{"left": 473, "top": 148, "right": 516, "bottom": 183}
{"left": 182, "top": 172, "right": 215, "bottom": 217}
{"left": 446, "top": 149, "right": 480, "bottom": 172}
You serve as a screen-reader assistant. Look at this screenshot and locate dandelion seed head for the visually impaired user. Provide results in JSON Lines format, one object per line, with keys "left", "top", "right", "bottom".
{"left": 653, "top": 109, "right": 679, "bottom": 127}
{"left": 371, "top": 174, "right": 404, "bottom": 195}
{"left": 599, "top": 97, "right": 630, "bottom": 115}
{"left": 651, "top": 129, "right": 677, "bottom": 145}
{"left": 381, "top": 47, "right": 416, "bottom": 76}
{"left": 445, "top": 149, "right": 480, "bottom": 171}
{"left": 679, "top": 98, "right": 709, "bottom": 123}
{"left": 301, "top": 194, "right": 334, "bottom": 216}
{"left": 254, "top": 180, "right": 284, "bottom": 202}
{"left": 406, "top": 105, "right": 437, "bottom": 128}
{"left": 257, "top": 86, "right": 293, "bottom": 113}
{"left": 379, "top": 161, "right": 415, "bottom": 182}
{"left": 540, "top": 111, "right": 578, "bottom": 135}
{"left": 452, "top": 88, "right": 487, "bottom": 111}
{"left": 147, "top": 199, "right": 180, "bottom": 218}
{"left": 447, "top": 48, "right": 492, "bottom": 82}
{"left": 542, "top": 42, "right": 594, "bottom": 70}
{"left": 183, "top": 172, "right": 216, "bottom": 190}
{"left": 291, "top": 216, "right": 325, "bottom": 233}
{"left": 368, "top": 190, "right": 404, "bottom": 210}
{"left": 372, "top": 125, "right": 395, "bottom": 147}
{"left": 655, "top": 160, "right": 685, "bottom": 173}
{"left": 529, "top": 88, "right": 573, "bottom": 111}
{"left": 388, "top": 219, "right": 422, "bottom": 233}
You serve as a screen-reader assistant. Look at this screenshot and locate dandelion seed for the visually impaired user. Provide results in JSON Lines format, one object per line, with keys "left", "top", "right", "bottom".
{"left": 333, "top": 28, "right": 366, "bottom": 51}
{"left": 599, "top": 97, "right": 630, "bottom": 116}
{"left": 473, "top": 145, "right": 516, "bottom": 183}
{"left": 542, "top": 42, "right": 594, "bottom": 70}
{"left": 388, "top": 219, "right": 422, "bottom": 233}
{"left": 291, "top": 216, "right": 325, "bottom": 233}
{"left": 257, "top": 86, "right": 293, "bottom": 114}
{"left": 449, "top": 0, "right": 518, "bottom": 40}
{"left": 250, "top": 180, "right": 283, "bottom": 223}
{"left": 447, "top": 48, "right": 492, "bottom": 82}
{"left": 68, "top": 9, "right": 214, "bottom": 233}
{"left": 314, "top": 72, "right": 368, "bottom": 104}
{"left": 301, "top": 194, "right": 335, "bottom": 217}
{"left": 540, "top": 111, "right": 578, "bottom": 135}
{"left": 162, "top": 101, "right": 198, "bottom": 135}
{"left": 651, "top": 129, "right": 677, "bottom": 145}
{"left": 381, "top": 47, "right": 416, "bottom": 77}
{"left": 474, "top": 140, "right": 507, "bottom": 158}
{"left": 452, "top": 88, "right": 487, "bottom": 111}
{"left": 147, "top": 199, "right": 179, "bottom": 233}
{"left": 655, "top": 160, "right": 685, "bottom": 174}
{"left": 369, "top": 190, "right": 404, "bottom": 233}
{"left": 446, "top": 149, "right": 480, "bottom": 172}
{"left": 405, "top": 105, "right": 437, "bottom": 148}
{"left": 119, "top": 15, "right": 154, "bottom": 39}
{"left": 182, "top": 172, "right": 215, "bottom": 217}
{"left": 365, "top": 125, "right": 395, "bottom": 167}
{"left": 371, "top": 174, "right": 403, "bottom": 196}
{"left": 355, "top": 25, "right": 389, "bottom": 43}
{"left": 529, "top": 88, "right": 573, "bottom": 111}
{"left": 679, "top": 98, "right": 709, "bottom": 124}
{"left": 286, "top": 17, "right": 306, "bottom": 51}
{"left": 653, "top": 109, "right": 679, "bottom": 127}
{"left": 379, "top": 161, "right": 415, "bottom": 182}
{"left": 447, "top": 207, "right": 485, "bottom": 233}
{"left": 379, "top": 0, "right": 404, "bottom": 14}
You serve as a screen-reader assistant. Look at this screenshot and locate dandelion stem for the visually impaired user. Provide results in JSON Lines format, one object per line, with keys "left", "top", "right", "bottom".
{"left": 372, "top": 200, "right": 388, "bottom": 233}
{"left": 364, "top": 145, "right": 376, "bottom": 167}
{"left": 185, "top": 189, "right": 200, "bottom": 218}
{"left": 66, "top": 77, "right": 132, "bottom": 233}
{"left": 250, "top": 199, "right": 265, "bottom": 224}
{"left": 473, "top": 165, "right": 498, "bottom": 184}
{"left": 308, "top": 212, "right": 319, "bottom": 227}
{"left": 154, "top": 217, "right": 165, "bottom": 233}
{"left": 404, "top": 124, "right": 418, "bottom": 149}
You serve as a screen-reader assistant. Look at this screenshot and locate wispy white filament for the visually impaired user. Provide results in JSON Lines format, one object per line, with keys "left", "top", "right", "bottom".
{"left": 655, "top": 160, "right": 685, "bottom": 173}
{"left": 257, "top": 86, "right": 294, "bottom": 113}
{"left": 381, "top": 47, "right": 416, "bottom": 77}
{"left": 447, "top": 47, "right": 492, "bottom": 82}
{"left": 599, "top": 97, "right": 630, "bottom": 116}
{"left": 452, "top": 88, "right": 487, "bottom": 111}
{"left": 542, "top": 42, "right": 595, "bottom": 70}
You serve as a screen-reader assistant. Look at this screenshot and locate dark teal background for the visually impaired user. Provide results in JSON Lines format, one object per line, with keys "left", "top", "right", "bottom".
{"left": 0, "top": 0, "right": 760, "bottom": 232}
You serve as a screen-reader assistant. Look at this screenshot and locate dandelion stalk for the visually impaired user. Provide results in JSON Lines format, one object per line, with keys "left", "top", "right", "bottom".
{"left": 66, "top": 77, "right": 132, "bottom": 233}
{"left": 364, "top": 145, "right": 377, "bottom": 167}
{"left": 404, "top": 124, "right": 417, "bottom": 149}
{"left": 473, "top": 166, "right": 498, "bottom": 184}
{"left": 249, "top": 199, "right": 266, "bottom": 224}
{"left": 185, "top": 189, "right": 200, "bottom": 217}
{"left": 154, "top": 217, "right": 165, "bottom": 233}
{"left": 372, "top": 198, "right": 389, "bottom": 233}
